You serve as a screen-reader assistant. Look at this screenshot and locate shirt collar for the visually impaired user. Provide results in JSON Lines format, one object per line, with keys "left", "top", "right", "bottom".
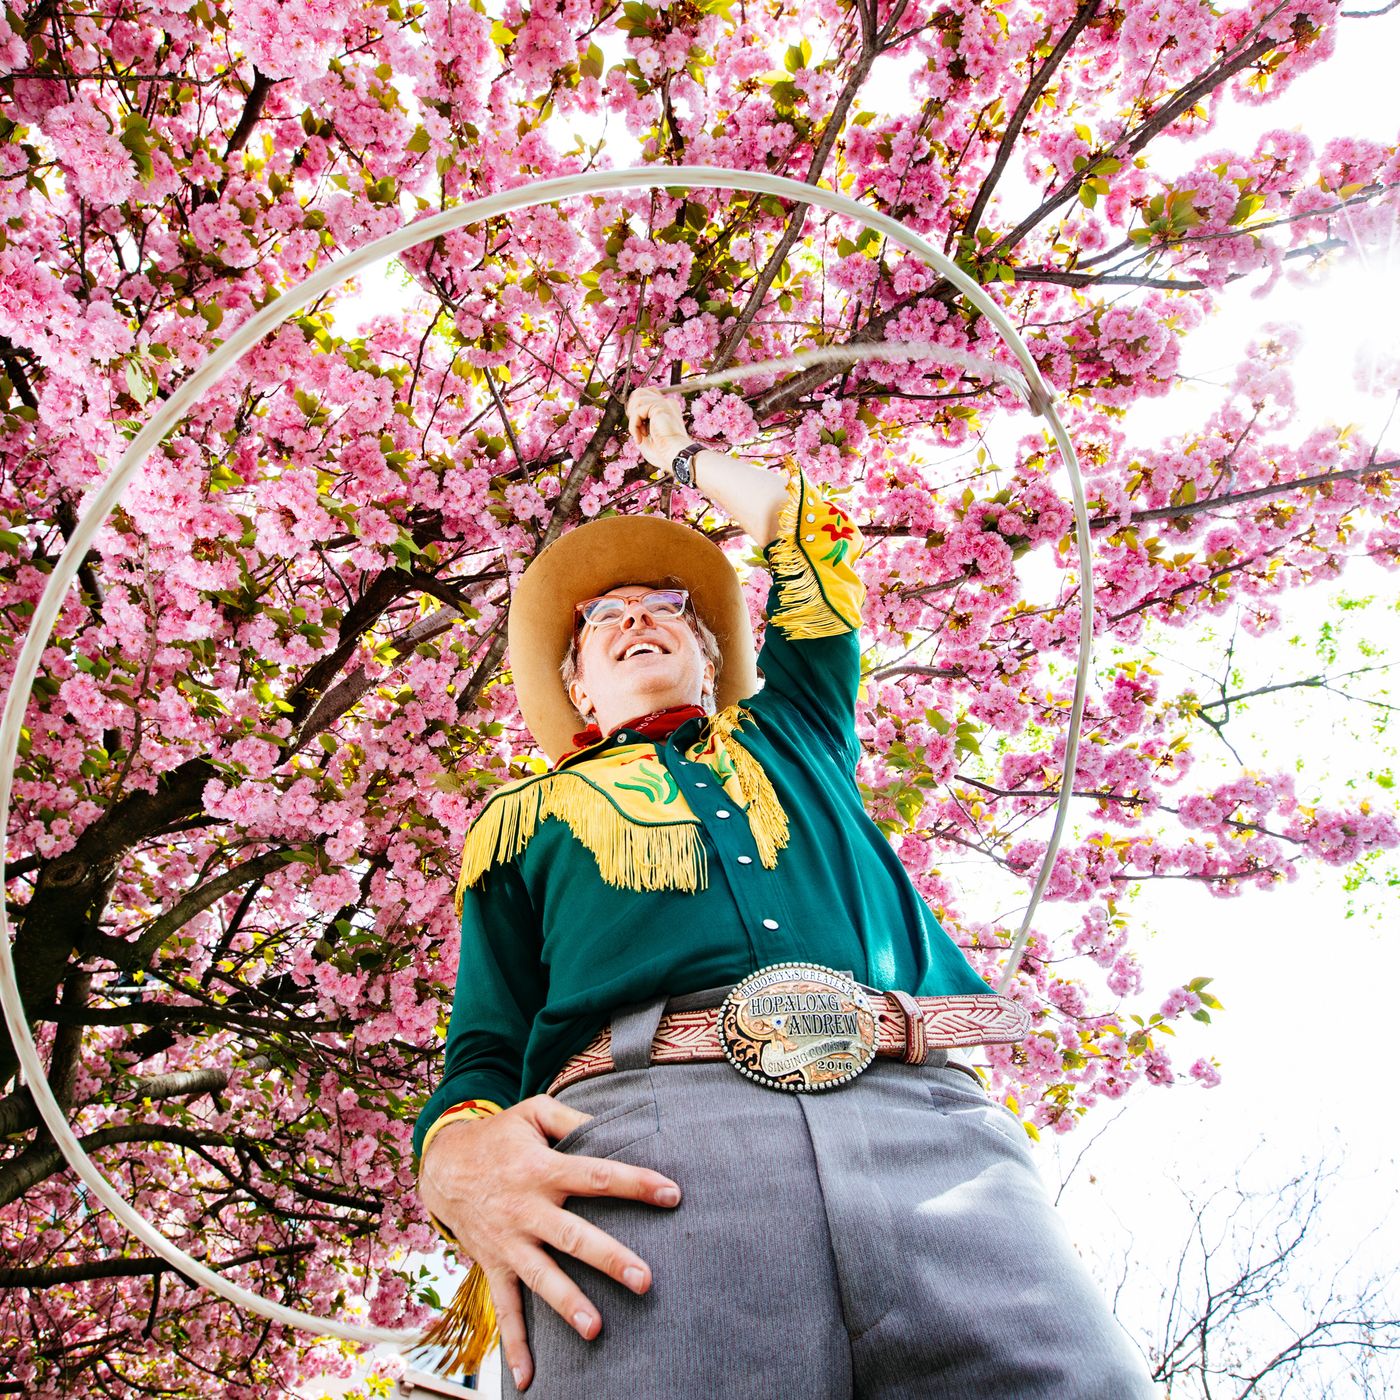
{"left": 555, "top": 703, "right": 708, "bottom": 769}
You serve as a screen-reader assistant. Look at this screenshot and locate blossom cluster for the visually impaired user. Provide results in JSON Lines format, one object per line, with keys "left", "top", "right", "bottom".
{"left": 1, "top": 0, "right": 1396, "bottom": 1391}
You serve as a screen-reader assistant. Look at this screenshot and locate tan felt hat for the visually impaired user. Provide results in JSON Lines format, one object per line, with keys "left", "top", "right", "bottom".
{"left": 506, "top": 515, "right": 761, "bottom": 764}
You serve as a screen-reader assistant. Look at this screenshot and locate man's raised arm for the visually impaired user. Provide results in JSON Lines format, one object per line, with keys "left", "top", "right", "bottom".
{"left": 626, "top": 387, "right": 789, "bottom": 546}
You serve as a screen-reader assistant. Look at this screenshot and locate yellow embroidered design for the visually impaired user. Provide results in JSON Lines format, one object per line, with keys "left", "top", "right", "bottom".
{"left": 454, "top": 753, "right": 707, "bottom": 909}
{"left": 455, "top": 705, "right": 790, "bottom": 904}
{"left": 765, "top": 460, "right": 867, "bottom": 637}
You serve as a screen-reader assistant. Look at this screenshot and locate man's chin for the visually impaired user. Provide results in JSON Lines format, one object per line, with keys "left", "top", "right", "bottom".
{"left": 605, "top": 683, "right": 691, "bottom": 721}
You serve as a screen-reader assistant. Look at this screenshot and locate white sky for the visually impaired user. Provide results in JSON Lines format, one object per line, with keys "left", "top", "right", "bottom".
{"left": 305, "top": 9, "right": 1400, "bottom": 1396}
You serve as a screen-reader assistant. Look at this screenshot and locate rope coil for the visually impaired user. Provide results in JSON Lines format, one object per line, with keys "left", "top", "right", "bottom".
{"left": 0, "top": 165, "right": 1094, "bottom": 1355}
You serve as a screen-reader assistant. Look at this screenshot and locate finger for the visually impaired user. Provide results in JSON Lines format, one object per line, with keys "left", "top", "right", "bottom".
{"left": 513, "top": 1243, "right": 603, "bottom": 1341}
{"left": 551, "top": 1151, "right": 682, "bottom": 1208}
{"left": 539, "top": 1205, "right": 653, "bottom": 1295}
{"left": 486, "top": 1268, "right": 533, "bottom": 1393}
{"left": 525, "top": 1093, "right": 592, "bottom": 1143}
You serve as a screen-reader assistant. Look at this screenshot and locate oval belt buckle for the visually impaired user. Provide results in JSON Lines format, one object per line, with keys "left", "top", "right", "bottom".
{"left": 719, "top": 962, "right": 878, "bottom": 1092}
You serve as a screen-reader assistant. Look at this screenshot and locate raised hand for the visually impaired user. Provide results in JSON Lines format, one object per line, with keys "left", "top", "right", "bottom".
{"left": 625, "top": 386, "right": 691, "bottom": 472}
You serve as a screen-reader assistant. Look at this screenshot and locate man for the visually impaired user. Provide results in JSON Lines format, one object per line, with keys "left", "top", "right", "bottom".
{"left": 414, "top": 387, "right": 1157, "bottom": 1398}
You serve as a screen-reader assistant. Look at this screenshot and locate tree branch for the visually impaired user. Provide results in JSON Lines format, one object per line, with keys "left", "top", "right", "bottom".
{"left": 296, "top": 597, "right": 468, "bottom": 746}
{"left": 962, "top": 2, "right": 1101, "bottom": 239}
{"left": 223, "top": 69, "right": 273, "bottom": 159}
{"left": 0, "top": 1237, "right": 317, "bottom": 1290}
{"left": 1, "top": 1055, "right": 270, "bottom": 1152}
{"left": 711, "top": 35, "right": 883, "bottom": 372}
{"left": 0, "top": 1124, "right": 236, "bottom": 1207}
{"left": 988, "top": 27, "right": 1277, "bottom": 260}
{"left": 96, "top": 849, "right": 304, "bottom": 974}
{"left": 1092, "top": 457, "right": 1397, "bottom": 530}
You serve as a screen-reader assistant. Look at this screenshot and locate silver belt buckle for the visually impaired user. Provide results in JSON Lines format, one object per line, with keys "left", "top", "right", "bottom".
{"left": 719, "top": 962, "right": 877, "bottom": 1092}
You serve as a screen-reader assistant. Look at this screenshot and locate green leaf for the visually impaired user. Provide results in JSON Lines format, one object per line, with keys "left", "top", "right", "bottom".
{"left": 120, "top": 113, "right": 155, "bottom": 181}
{"left": 406, "top": 125, "right": 431, "bottom": 154}
{"left": 125, "top": 362, "right": 154, "bottom": 405}
{"left": 580, "top": 42, "right": 605, "bottom": 79}
{"left": 954, "top": 719, "right": 982, "bottom": 757}
{"left": 784, "top": 38, "right": 811, "bottom": 72}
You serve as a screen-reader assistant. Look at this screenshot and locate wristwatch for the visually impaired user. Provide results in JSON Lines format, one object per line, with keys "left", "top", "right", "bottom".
{"left": 670, "top": 440, "right": 707, "bottom": 488}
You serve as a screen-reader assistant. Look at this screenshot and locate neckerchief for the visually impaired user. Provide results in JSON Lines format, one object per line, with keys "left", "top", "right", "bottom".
{"left": 560, "top": 703, "right": 708, "bottom": 767}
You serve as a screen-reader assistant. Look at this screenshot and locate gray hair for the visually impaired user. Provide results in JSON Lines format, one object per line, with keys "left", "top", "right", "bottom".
{"left": 560, "top": 575, "right": 724, "bottom": 723}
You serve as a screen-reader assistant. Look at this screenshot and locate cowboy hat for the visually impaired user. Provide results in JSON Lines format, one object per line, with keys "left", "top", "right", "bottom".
{"left": 506, "top": 515, "right": 760, "bottom": 763}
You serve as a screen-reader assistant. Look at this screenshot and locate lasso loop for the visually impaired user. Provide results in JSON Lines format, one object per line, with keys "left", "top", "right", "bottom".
{"left": 0, "top": 166, "right": 1093, "bottom": 1347}
{"left": 656, "top": 340, "right": 1040, "bottom": 408}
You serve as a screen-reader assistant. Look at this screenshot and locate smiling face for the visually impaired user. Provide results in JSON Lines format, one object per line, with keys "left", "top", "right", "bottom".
{"left": 566, "top": 584, "right": 716, "bottom": 736}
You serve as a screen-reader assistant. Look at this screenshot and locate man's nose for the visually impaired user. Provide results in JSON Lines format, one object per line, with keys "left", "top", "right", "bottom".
{"left": 618, "top": 601, "right": 658, "bottom": 626}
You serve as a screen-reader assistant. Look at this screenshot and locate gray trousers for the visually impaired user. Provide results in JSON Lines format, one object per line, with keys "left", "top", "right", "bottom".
{"left": 505, "top": 990, "right": 1158, "bottom": 1398}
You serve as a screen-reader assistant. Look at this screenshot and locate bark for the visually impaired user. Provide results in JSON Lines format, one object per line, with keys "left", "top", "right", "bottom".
{"left": 224, "top": 69, "right": 273, "bottom": 159}
{"left": 0, "top": 1124, "right": 236, "bottom": 1207}
{"left": 1, "top": 756, "right": 211, "bottom": 1091}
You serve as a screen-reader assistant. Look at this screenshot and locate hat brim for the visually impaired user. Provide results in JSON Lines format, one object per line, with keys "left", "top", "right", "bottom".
{"left": 506, "top": 515, "right": 760, "bottom": 763}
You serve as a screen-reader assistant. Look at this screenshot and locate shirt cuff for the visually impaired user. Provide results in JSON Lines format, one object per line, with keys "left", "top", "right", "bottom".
{"left": 764, "top": 459, "right": 866, "bottom": 637}
{"left": 419, "top": 1099, "right": 504, "bottom": 1245}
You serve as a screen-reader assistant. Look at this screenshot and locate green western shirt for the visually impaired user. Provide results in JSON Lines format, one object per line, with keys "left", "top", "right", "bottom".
{"left": 413, "top": 470, "right": 993, "bottom": 1160}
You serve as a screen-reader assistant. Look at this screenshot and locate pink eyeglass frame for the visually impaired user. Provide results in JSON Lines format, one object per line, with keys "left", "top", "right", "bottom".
{"left": 572, "top": 588, "right": 691, "bottom": 634}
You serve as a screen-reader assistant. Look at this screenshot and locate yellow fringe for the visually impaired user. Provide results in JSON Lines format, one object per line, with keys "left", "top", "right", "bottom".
{"left": 537, "top": 778, "right": 708, "bottom": 893}
{"left": 455, "top": 779, "right": 544, "bottom": 913}
{"left": 455, "top": 708, "right": 790, "bottom": 903}
{"left": 710, "top": 705, "right": 790, "bottom": 870}
{"left": 764, "top": 462, "right": 854, "bottom": 639}
{"left": 418, "top": 1261, "right": 497, "bottom": 1379}
{"left": 456, "top": 773, "right": 708, "bottom": 910}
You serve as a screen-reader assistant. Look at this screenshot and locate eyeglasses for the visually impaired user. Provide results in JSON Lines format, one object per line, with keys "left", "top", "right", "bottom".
{"left": 574, "top": 588, "right": 690, "bottom": 632}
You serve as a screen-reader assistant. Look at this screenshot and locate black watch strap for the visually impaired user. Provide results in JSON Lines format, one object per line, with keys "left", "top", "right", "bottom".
{"left": 670, "top": 441, "right": 706, "bottom": 488}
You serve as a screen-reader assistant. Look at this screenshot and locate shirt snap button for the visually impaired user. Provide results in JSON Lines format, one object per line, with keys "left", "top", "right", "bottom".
{"left": 716, "top": 808, "right": 731, "bottom": 818}
{"left": 805, "top": 513, "right": 816, "bottom": 523}
{"left": 803, "top": 534, "right": 815, "bottom": 542}
{"left": 737, "top": 856, "right": 753, "bottom": 865}
{"left": 695, "top": 781, "right": 708, "bottom": 787}
{"left": 762, "top": 918, "right": 780, "bottom": 930}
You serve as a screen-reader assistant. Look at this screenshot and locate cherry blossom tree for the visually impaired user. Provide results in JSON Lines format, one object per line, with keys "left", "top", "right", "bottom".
{"left": 1, "top": 0, "right": 1397, "bottom": 1391}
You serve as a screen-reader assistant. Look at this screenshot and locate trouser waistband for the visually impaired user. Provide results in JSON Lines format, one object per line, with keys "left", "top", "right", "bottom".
{"left": 548, "top": 983, "right": 1015, "bottom": 1096}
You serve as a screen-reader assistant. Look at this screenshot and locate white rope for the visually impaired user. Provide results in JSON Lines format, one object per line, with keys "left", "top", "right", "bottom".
{"left": 0, "top": 164, "right": 1093, "bottom": 1347}
{"left": 655, "top": 340, "right": 1037, "bottom": 406}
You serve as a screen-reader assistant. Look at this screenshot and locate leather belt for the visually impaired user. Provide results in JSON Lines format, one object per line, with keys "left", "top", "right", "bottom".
{"left": 547, "top": 985, "right": 1029, "bottom": 1096}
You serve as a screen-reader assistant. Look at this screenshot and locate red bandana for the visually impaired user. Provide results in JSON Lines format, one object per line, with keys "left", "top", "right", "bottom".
{"left": 560, "top": 703, "right": 708, "bottom": 766}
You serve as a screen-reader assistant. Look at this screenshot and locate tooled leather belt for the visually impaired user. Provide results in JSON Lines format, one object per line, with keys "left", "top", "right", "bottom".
{"left": 547, "top": 961, "right": 1030, "bottom": 1096}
